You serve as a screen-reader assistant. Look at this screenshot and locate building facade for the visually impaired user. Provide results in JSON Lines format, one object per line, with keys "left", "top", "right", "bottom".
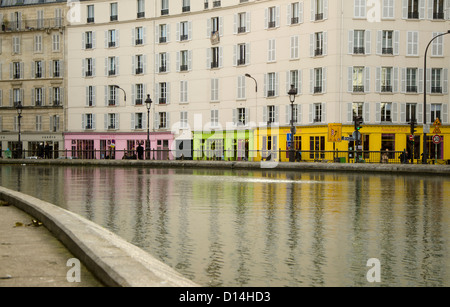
{"left": 0, "top": 0, "right": 68, "bottom": 158}
{"left": 62, "top": 0, "right": 449, "bottom": 161}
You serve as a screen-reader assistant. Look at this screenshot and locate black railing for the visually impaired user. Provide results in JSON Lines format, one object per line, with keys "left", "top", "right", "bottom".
{"left": 2, "top": 149, "right": 447, "bottom": 165}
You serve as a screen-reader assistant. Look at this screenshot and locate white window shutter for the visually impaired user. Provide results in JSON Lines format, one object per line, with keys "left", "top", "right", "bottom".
{"left": 401, "top": 68, "right": 407, "bottom": 93}
{"left": 402, "top": 0, "right": 408, "bottom": 19}
{"left": 365, "top": 30, "right": 371, "bottom": 54}
{"left": 442, "top": 104, "right": 448, "bottom": 124}
{"left": 392, "top": 102, "right": 398, "bottom": 123}
{"left": 347, "top": 103, "right": 353, "bottom": 122}
{"left": 418, "top": 68, "right": 424, "bottom": 93}
{"left": 394, "top": 31, "right": 400, "bottom": 55}
{"left": 417, "top": 104, "right": 423, "bottom": 124}
{"left": 348, "top": 30, "right": 354, "bottom": 54}
{"left": 376, "top": 67, "right": 381, "bottom": 92}
{"left": 322, "top": 68, "right": 327, "bottom": 93}
{"left": 365, "top": 67, "right": 371, "bottom": 92}
{"left": 323, "top": 32, "right": 328, "bottom": 55}
{"left": 375, "top": 102, "right": 381, "bottom": 123}
{"left": 443, "top": 68, "right": 448, "bottom": 94}
{"left": 309, "top": 104, "right": 313, "bottom": 123}
{"left": 393, "top": 67, "right": 399, "bottom": 92}
{"left": 419, "top": 0, "right": 425, "bottom": 19}
{"left": 348, "top": 67, "right": 353, "bottom": 92}
{"left": 309, "top": 34, "right": 314, "bottom": 57}
{"left": 364, "top": 102, "right": 370, "bottom": 123}
{"left": 400, "top": 103, "right": 406, "bottom": 123}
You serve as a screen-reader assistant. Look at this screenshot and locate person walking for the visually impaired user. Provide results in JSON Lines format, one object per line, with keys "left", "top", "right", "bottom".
{"left": 137, "top": 142, "right": 144, "bottom": 160}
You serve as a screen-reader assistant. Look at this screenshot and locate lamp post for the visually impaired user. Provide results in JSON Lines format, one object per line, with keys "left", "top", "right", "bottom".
{"left": 16, "top": 102, "right": 23, "bottom": 159}
{"left": 113, "top": 85, "right": 127, "bottom": 104}
{"left": 245, "top": 74, "right": 258, "bottom": 161}
{"left": 145, "top": 94, "right": 153, "bottom": 160}
{"left": 422, "top": 30, "right": 450, "bottom": 164}
{"left": 288, "top": 84, "right": 298, "bottom": 162}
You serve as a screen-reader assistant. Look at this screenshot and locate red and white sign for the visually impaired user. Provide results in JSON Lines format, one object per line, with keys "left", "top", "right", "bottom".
{"left": 432, "top": 135, "right": 442, "bottom": 145}
{"left": 409, "top": 135, "right": 414, "bottom": 141}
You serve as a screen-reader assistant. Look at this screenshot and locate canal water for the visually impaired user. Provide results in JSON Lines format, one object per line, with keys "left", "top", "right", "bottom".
{"left": 0, "top": 164, "right": 448, "bottom": 287}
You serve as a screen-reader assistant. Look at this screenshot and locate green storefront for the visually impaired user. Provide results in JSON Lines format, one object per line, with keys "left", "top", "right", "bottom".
{"left": 193, "top": 129, "right": 255, "bottom": 161}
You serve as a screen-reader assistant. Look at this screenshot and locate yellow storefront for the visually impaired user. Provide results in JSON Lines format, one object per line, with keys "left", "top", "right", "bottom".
{"left": 254, "top": 125, "right": 449, "bottom": 163}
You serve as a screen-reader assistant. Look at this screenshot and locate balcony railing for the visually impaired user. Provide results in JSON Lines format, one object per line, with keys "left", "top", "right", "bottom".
{"left": 2, "top": 18, "right": 64, "bottom": 32}
{"left": 431, "top": 86, "right": 442, "bottom": 93}
{"left": 381, "top": 85, "right": 392, "bottom": 92}
{"left": 406, "top": 85, "right": 417, "bottom": 93}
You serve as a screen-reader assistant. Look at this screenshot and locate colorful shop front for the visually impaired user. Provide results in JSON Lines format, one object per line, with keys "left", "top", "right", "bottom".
{"left": 63, "top": 132, "right": 174, "bottom": 160}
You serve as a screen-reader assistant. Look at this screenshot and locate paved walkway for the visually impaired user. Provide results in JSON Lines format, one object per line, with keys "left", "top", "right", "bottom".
{"left": 0, "top": 202, "right": 103, "bottom": 287}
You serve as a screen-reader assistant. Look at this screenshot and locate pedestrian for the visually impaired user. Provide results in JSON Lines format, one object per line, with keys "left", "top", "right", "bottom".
{"left": 137, "top": 142, "right": 144, "bottom": 160}
{"left": 44, "top": 142, "right": 51, "bottom": 159}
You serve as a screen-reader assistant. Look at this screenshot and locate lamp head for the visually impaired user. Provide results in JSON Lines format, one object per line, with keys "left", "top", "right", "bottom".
{"left": 145, "top": 94, "right": 153, "bottom": 109}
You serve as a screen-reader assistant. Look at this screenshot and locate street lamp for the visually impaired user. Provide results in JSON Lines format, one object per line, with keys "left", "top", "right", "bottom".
{"left": 422, "top": 30, "right": 450, "bottom": 164}
{"left": 288, "top": 84, "right": 298, "bottom": 162}
{"left": 16, "top": 102, "right": 23, "bottom": 159}
{"left": 113, "top": 85, "right": 127, "bottom": 104}
{"left": 145, "top": 94, "right": 153, "bottom": 160}
{"left": 245, "top": 74, "right": 258, "bottom": 161}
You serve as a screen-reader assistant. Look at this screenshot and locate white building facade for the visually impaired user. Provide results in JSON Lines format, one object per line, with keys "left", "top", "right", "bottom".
{"left": 65, "top": 0, "right": 450, "bottom": 161}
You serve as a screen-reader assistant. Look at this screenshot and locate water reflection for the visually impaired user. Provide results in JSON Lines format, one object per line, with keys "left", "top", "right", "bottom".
{"left": 0, "top": 165, "right": 448, "bottom": 287}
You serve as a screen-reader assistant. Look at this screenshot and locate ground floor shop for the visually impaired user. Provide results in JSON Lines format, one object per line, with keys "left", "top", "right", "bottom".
{"left": 0, "top": 133, "right": 63, "bottom": 159}
{"left": 63, "top": 132, "right": 174, "bottom": 160}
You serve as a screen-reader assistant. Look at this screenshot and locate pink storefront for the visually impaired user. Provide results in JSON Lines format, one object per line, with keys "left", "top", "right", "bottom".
{"left": 64, "top": 132, "right": 175, "bottom": 160}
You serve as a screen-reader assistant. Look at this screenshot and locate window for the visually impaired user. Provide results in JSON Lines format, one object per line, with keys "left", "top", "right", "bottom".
{"left": 210, "top": 47, "right": 220, "bottom": 68}
{"left": 381, "top": 67, "right": 393, "bottom": 92}
{"left": 13, "top": 36, "right": 20, "bottom": 54}
{"left": 52, "top": 87, "right": 62, "bottom": 106}
{"left": 267, "top": 105, "right": 276, "bottom": 123}
{"left": 310, "top": 136, "right": 325, "bottom": 159}
{"left": 407, "top": 31, "right": 419, "bottom": 56}
{"left": 108, "top": 30, "right": 117, "bottom": 48}
{"left": 180, "top": 111, "right": 188, "bottom": 129}
{"left": 52, "top": 60, "right": 61, "bottom": 78}
{"left": 289, "top": 70, "right": 300, "bottom": 94}
{"left": 381, "top": 30, "right": 393, "bottom": 54}
{"left": 85, "top": 58, "right": 94, "bottom": 77}
{"left": 180, "top": 81, "right": 188, "bottom": 103}
{"left": 381, "top": 102, "right": 392, "bottom": 122}
{"left": 381, "top": 134, "right": 395, "bottom": 157}
{"left": 267, "top": 7, "right": 278, "bottom": 28}
{"left": 85, "top": 31, "right": 94, "bottom": 49}
{"left": 108, "top": 57, "right": 117, "bottom": 76}
{"left": 182, "top": 0, "right": 190, "bottom": 12}
{"left": 137, "top": 0, "right": 145, "bottom": 18}
{"left": 266, "top": 72, "right": 277, "bottom": 97}
{"left": 314, "top": 68, "right": 324, "bottom": 93}
{"left": 159, "top": 82, "right": 167, "bottom": 104}
{"left": 236, "top": 43, "right": 249, "bottom": 66}
{"left": 13, "top": 89, "right": 22, "bottom": 108}
{"left": 34, "top": 35, "right": 42, "bottom": 52}
{"left": 314, "top": 103, "right": 322, "bottom": 122}
{"left": 159, "top": 53, "right": 167, "bottom": 72}
{"left": 314, "top": 0, "right": 326, "bottom": 20}
{"left": 133, "top": 113, "right": 144, "bottom": 130}
{"left": 135, "top": 55, "right": 144, "bottom": 74}
{"left": 135, "top": 84, "right": 144, "bottom": 105}
{"left": 432, "top": 32, "right": 444, "bottom": 56}
{"left": 34, "top": 61, "right": 43, "bottom": 78}
{"left": 211, "top": 110, "right": 219, "bottom": 127}
{"left": 289, "top": 2, "right": 301, "bottom": 24}
{"left": 237, "top": 108, "right": 247, "bottom": 126}
{"left": 52, "top": 34, "right": 60, "bottom": 52}
{"left": 35, "top": 115, "right": 42, "bottom": 132}
{"left": 107, "top": 113, "right": 118, "bottom": 130}
{"left": 268, "top": 39, "right": 276, "bottom": 62}
{"left": 314, "top": 32, "right": 324, "bottom": 56}
{"left": 159, "top": 25, "right": 168, "bottom": 43}
{"left": 406, "top": 68, "right": 417, "bottom": 92}
{"left": 211, "top": 78, "right": 219, "bottom": 101}
{"left": 12, "top": 62, "right": 22, "bottom": 79}
{"left": 159, "top": 112, "right": 167, "bottom": 129}
{"left": 210, "top": 17, "right": 220, "bottom": 36}
{"left": 84, "top": 114, "right": 94, "bottom": 130}
{"left": 382, "top": 0, "right": 395, "bottom": 18}
{"left": 108, "top": 85, "right": 117, "bottom": 106}
{"left": 161, "top": 0, "right": 169, "bottom": 15}
{"left": 179, "top": 21, "right": 190, "bottom": 41}
{"left": 237, "top": 12, "right": 248, "bottom": 33}
{"left": 431, "top": 104, "right": 442, "bottom": 122}
{"left": 407, "top": 0, "right": 419, "bottom": 19}
{"left": 179, "top": 50, "right": 190, "bottom": 71}
{"left": 432, "top": 0, "right": 445, "bottom": 19}
{"left": 431, "top": 68, "right": 442, "bottom": 93}
{"left": 87, "top": 86, "right": 95, "bottom": 107}
{"left": 352, "top": 67, "right": 365, "bottom": 92}
{"left": 406, "top": 103, "right": 417, "bottom": 123}
{"left": 353, "top": 30, "right": 365, "bottom": 54}
{"left": 353, "top": 102, "right": 364, "bottom": 121}
{"left": 290, "top": 36, "right": 299, "bottom": 59}
{"left": 34, "top": 88, "right": 44, "bottom": 106}
{"left": 354, "top": 0, "right": 366, "bottom": 18}
{"left": 110, "top": 3, "right": 118, "bottom": 21}
{"left": 87, "top": 5, "right": 95, "bottom": 23}
{"left": 135, "top": 27, "right": 144, "bottom": 45}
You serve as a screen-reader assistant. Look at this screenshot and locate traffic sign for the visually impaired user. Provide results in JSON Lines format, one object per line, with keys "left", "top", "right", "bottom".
{"left": 409, "top": 135, "right": 414, "bottom": 141}
{"left": 433, "top": 127, "right": 442, "bottom": 134}
{"left": 433, "top": 118, "right": 442, "bottom": 127}
{"left": 287, "top": 133, "right": 293, "bottom": 142}
{"left": 432, "top": 135, "right": 442, "bottom": 145}
{"left": 342, "top": 137, "right": 355, "bottom": 141}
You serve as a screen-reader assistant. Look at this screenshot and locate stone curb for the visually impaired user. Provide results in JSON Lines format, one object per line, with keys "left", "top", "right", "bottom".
{"left": 0, "top": 186, "right": 199, "bottom": 287}
{"left": 1, "top": 159, "right": 449, "bottom": 176}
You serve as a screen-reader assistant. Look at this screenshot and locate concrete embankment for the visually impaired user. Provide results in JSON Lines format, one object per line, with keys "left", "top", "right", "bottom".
{"left": 0, "top": 186, "right": 199, "bottom": 287}
{"left": 1, "top": 159, "right": 449, "bottom": 176}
